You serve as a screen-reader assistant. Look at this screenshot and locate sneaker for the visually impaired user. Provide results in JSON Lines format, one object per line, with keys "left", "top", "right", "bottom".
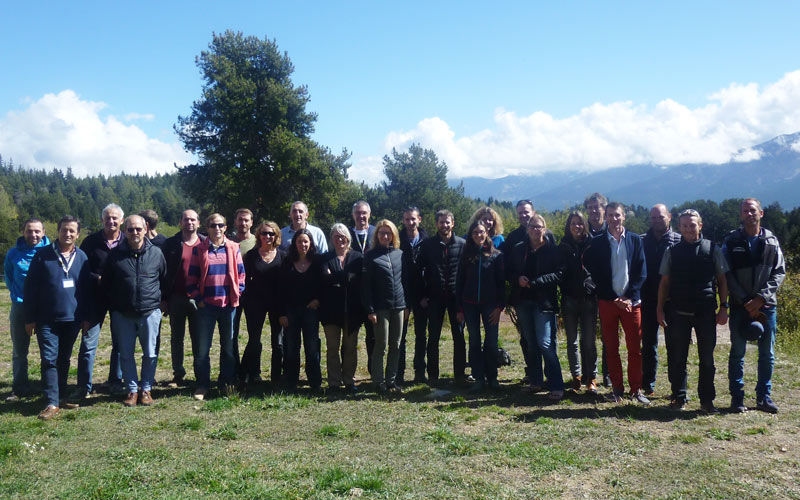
{"left": 630, "top": 390, "right": 651, "bottom": 406}
{"left": 193, "top": 387, "right": 208, "bottom": 401}
{"left": 456, "top": 375, "right": 476, "bottom": 385}
{"left": 756, "top": 396, "right": 778, "bottom": 414}
{"left": 123, "top": 392, "right": 138, "bottom": 407}
{"left": 139, "top": 390, "right": 154, "bottom": 406}
{"left": 548, "top": 390, "right": 564, "bottom": 401}
{"left": 606, "top": 389, "right": 625, "bottom": 403}
{"left": 700, "top": 402, "right": 720, "bottom": 415}
{"left": 5, "top": 393, "right": 20, "bottom": 402}
{"left": 586, "top": 379, "right": 599, "bottom": 395}
{"left": 729, "top": 397, "right": 747, "bottom": 413}
{"left": 668, "top": 398, "right": 687, "bottom": 410}
{"left": 522, "top": 383, "right": 543, "bottom": 394}
{"left": 570, "top": 377, "right": 582, "bottom": 391}
{"left": 38, "top": 405, "right": 60, "bottom": 420}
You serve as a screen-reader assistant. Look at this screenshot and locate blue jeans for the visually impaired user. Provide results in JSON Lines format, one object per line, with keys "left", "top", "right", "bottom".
{"left": 516, "top": 300, "right": 564, "bottom": 391}
{"left": 36, "top": 321, "right": 80, "bottom": 407}
{"left": 75, "top": 315, "right": 122, "bottom": 393}
{"left": 113, "top": 310, "right": 161, "bottom": 393}
{"left": 283, "top": 305, "right": 322, "bottom": 390}
{"left": 194, "top": 304, "right": 237, "bottom": 389}
{"left": 514, "top": 306, "right": 544, "bottom": 386}
{"left": 729, "top": 305, "right": 777, "bottom": 400}
{"left": 9, "top": 302, "right": 31, "bottom": 394}
{"left": 463, "top": 302, "right": 499, "bottom": 383}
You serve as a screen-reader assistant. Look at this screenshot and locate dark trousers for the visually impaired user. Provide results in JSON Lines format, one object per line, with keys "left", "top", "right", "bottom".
{"left": 240, "top": 306, "right": 283, "bottom": 383}
{"left": 404, "top": 305, "right": 428, "bottom": 380}
{"left": 37, "top": 321, "right": 80, "bottom": 407}
{"left": 426, "top": 296, "right": 466, "bottom": 380}
{"left": 363, "top": 320, "right": 375, "bottom": 377}
{"left": 640, "top": 299, "right": 663, "bottom": 393}
{"left": 168, "top": 295, "right": 198, "bottom": 380}
{"left": 283, "top": 305, "right": 321, "bottom": 390}
{"left": 666, "top": 308, "right": 717, "bottom": 404}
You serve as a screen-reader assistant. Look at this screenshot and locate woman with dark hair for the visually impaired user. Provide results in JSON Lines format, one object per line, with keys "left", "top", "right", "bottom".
{"left": 239, "top": 220, "right": 285, "bottom": 389}
{"left": 278, "top": 228, "right": 322, "bottom": 392}
{"left": 559, "top": 211, "right": 598, "bottom": 394}
{"left": 455, "top": 220, "right": 505, "bottom": 392}
{"left": 319, "top": 223, "right": 364, "bottom": 393}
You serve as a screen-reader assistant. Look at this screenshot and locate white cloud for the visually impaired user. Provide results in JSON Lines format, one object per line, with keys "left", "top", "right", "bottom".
{"left": 348, "top": 155, "right": 384, "bottom": 186}
{"left": 366, "top": 70, "right": 800, "bottom": 180}
{"left": 123, "top": 112, "right": 155, "bottom": 122}
{"left": 0, "top": 90, "right": 192, "bottom": 176}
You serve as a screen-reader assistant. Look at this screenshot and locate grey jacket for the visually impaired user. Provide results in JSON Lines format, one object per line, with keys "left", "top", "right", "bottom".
{"left": 722, "top": 227, "right": 785, "bottom": 307}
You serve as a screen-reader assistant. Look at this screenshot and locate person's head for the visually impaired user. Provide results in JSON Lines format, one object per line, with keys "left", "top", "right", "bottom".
{"left": 22, "top": 218, "right": 45, "bottom": 247}
{"left": 526, "top": 214, "right": 547, "bottom": 243}
{"left": 102, "top": 203, "right": 124, "bottom": 235}
{"left": 289, "top": 228, "right": 316, "bottom": 261}
{"left": 649, "top": 204, "right": 671, "bottom": 235}
{"left": 205, "top": 213, "right": 227, "bottom": 244}
{"left": 139, "top": 209, "right": 159, "bottom": 231}
{"left": 124, "top": 215, "right": 146, "bottom": 249}
{"left": 351, "top": 201, "right": 371, "bottom": 230}
{"left": 469, "top": 206, "right": 504, "bottom": 237}
{"left": 56, "top": 215, "right": 80, "bottom": 248}
{"left": 234, "top": 208, "right": 253, "bottom": 234}
{"left": 605, "top": 202, "right": 626, "bottom": 233}
{"left": 467, "top": 220, "right": 490, "bottom": 248}
{"left": 740, "top": 198, "right": 763, "bottom": 233}
{"left": 180, "top": 209, "right": 199, "bottom": 234}
{"left": 255, "top": 220, "right": 281, "bottom": 250}
{"left": 516, "top": 200, "right": 534, "bottom": 226}
{"left": 289, "top": 201, "right": 309, "bottom": 229}
{"left": 435, "top": 210, "right": 454, "bottom": 239}
{"left": 678, "top": 209, "right": 703, "bottom": 244}
{"left": 373, "top": 219, "right": 400, "bottom": 249}
{"left": 564, "top": 211, "right": 589, "bottom": 242}
{"left": 330, "top": 223, "right": 351, "bottom": 253}
{"left": 583, "top": 193, "right": 607, "bottom": 228}
{"left": 402, "top": 206, "right": 421, "bottom": 233}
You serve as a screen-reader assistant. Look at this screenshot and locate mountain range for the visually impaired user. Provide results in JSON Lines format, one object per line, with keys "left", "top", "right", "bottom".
{"left": 452, "top": 132, "right": 800, "bottom": 210}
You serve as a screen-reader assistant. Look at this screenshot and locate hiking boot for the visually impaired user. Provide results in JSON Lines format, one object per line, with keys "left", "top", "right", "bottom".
{"left": 700, "top": 402, "right": 720, "bottom": 415}
{"left": 729, "top": 396, "right": 747, "bottom": 413}
{"left": 123, "top": 392, "right": 138, "bottom": 407}
{"left": 139, "top": 390, "right": 154, "bottom": 406}
{"left": 38, "top": 405, "right": 60, "bottom": 420}
{"left": 756, "top": 396, "right": 778, "bottom": 414}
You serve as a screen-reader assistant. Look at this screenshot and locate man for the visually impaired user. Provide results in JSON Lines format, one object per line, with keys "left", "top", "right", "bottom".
{"left": 139, "top": 209, "right": 167, "bottom": 250}
{"left": 657, "top": 209, "right": 729, "bottom": 413}
{"left": 4, "top": 218, "right": 50, "bottom": 401}
{"left": 584, "top": 192, "right": 608, "bottom": 237}
{"left": 583, "top": 202, "right": 649, "bottom": 404}
{"left": 279, "top": 201, "right": 328, "bottom": 253}
{"left": 724, "top": 198, "right": 785, "bottom": 414}
{"left": 161, "top": 209, "right": 205, "bottom": 387}
{"left": 349, "top": 200, "right": 376, "bottom": 253}
{"left": 640, "top": 204, "right": 681, "bottom": 395}
{"left": 399, "top": 206, "right": 428, "bottom": 383}
{"left": 417, "top": 209, "right": 469, "bottom": 384}
{"left": 231, "top": 208, "right": 257, "bottom": 255}
{"left": 501, "top": 200, "right": 535, "bottom": 253}
{"left": 71, "top": 203, "right": 125, "bottom": 403}
{"left": 101, "top": 215, "right": 167, "bottom": 407}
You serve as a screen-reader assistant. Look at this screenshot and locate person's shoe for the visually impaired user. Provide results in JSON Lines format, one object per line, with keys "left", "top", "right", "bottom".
{"left": 345, "top": 384, "right": 359, "bottom": 395}
{"left": 643, "top": 388, "right": 655, "bottom": 397}
{"left": 139, "top": 390, "right": 154, "bottom": 406}
{"left": 548, "top": 390, "right": 564, "bottom": 401}
{"left": 5, "top": 393, "right": 20, "bottom": 402}
{"left": 522, "top": 383, "right": 544, "bottom": 393}
{"left": 412, "top": 374, "right": 428, "bottom": 384}
{"left": 468, "top": 381, "right": 486, "bottom": 394}
{"left": 193, "top": 387, "right": 208, "bottom": 401}
{"left": 700, "top": 402, "right": 720, "bottom": 415}
{"left": 630, "top": 390, "right": 651, "bottom": 406}
{"left": 606, "top": 388, "right": 625, "bottom": 403}
{"left": 123, "top": 392, "right": 138, "bottom": 407}
{"left": 668, "top": 398, "right": 687, "bottom": 410}
{"left": 756, "top": 396, "right": 779, "bottom": 414}
{"left": 602, "top": 375, "right": 612, "bottom": 388}
{"left": 730, "top": 396, "right": 747, "bottom": 413}
{"left": 488, "top": 379, "right": 501, "bottom": 390}
{"left": 67, "top": 388, "right": 90, "bottom": 407}
{"left": 38, "top": 405, "right": 60, "bottom": 420}
{"left": 388, "top": 383, "right": 403, "bottom": 395}
{"left": 166, "top": 376, "right": 184, "bottom": 389}
{"left": 570, "top": 377, "right": 582, "bottom": 391}
{"left": 377, "top": 383, "right": 388, "bottom": 393}
{"left": 586, "top": 379, "right": 599, "bottom": 395}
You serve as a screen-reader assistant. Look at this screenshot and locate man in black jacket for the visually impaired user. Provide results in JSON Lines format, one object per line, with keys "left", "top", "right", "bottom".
{"left": 417, "top": 210, "right": 469, "bottom": 384}
{"left": 400, "top": 206, "right": 428, "bottom": 383}
{"left": 102, "top": 215, "right": 167, "bottom": 407}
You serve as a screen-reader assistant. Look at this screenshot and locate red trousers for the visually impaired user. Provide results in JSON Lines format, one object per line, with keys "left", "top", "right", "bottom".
{"left": 598, "top": 299, "right": 642, "bottom": 394}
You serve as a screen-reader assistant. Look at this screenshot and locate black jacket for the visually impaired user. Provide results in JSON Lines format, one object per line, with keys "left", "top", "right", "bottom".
{"left": 242, "top": 247, "right": 285, "bottom": 312}
{"left": 399, "top": 227, "right": 428, "bottom": 306}
{"left": 582, "top": 230, "right": 646, "bottom": 303}
{"left": 641, "top": 227, "right": 680, "bottom": 303}
{"left": 163, "top": 232, "right": 207, "bottom": 295}
{"left": 319, "top": 250, "right": 364, "bottom": 327}
{"left": 101, "top": 238, "right": 167, "bottom": 316}
{"left": 508, "top": 238, "right": 564, "bottom": 312}
{"left": 362, "top": 246, "right": 407, "bottom": 313}
{"left": 279, "top": 256, "right": 321, "bottom": 314}
{"left": 349, "top": 225, "right": 376, "bottom": 253}
{"left": 417, "top": 234, "right": 465, "bottom": 302}
{"left": 79, "top": 229, "right": 122, "bottom": 323}
{"left": 455, "top": 247, "right": 505, "bottom": 310}
{"left": 558, "top": 234, "right": 594, "bottom": 302}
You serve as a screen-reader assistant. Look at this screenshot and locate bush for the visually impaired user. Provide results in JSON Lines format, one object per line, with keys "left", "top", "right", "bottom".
{"left": 777, "top": 271, "right": 800, "bottom": 356}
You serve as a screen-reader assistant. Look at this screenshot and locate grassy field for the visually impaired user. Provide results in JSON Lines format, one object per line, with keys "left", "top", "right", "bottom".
{"left": 1, "top": 284, "right": 799, "bottom": 499}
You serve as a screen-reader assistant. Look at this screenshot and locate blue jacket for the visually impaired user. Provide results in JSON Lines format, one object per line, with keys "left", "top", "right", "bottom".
{"left": 4, "top": 235, "right": 52, "bottom": 302}
{"left": 583, "top": 229, "right": 647, "bottom": 303}
{"left": 23, "top": 242, "right": 90, "bottom": 324}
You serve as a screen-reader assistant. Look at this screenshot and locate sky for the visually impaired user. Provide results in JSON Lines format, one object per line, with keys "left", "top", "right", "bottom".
{"left": 2, "top": 1, "right": 800, "bottom": 185}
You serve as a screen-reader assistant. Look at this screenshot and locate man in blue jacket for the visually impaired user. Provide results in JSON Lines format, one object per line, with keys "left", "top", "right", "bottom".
{"left": 583, "top": 202, "right": 649, "bottom": 404}
{"left": 4, "top": 218, "right": 49, "bottom": 401}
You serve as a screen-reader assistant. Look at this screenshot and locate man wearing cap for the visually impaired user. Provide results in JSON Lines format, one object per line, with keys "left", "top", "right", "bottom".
{"left": 656, "top": 209, "right": 728, "bottom": 413}
{"left": 723, "top": 198, "right": 785, "bottom": 414}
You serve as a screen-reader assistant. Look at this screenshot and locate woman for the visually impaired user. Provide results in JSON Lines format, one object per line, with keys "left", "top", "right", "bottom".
{"left": 319, "top": 223, "right": 364, "bottom": 393}
{"left": 186, "top": 213, "right": 246, "bottom": 400}
{"left": 559, "top": 211, "right": 598, "bottom": 394}
{"left": 279, "top": 229, "right": 322, "bottom": 392}
{"left": 240, "top": 220, "right": 285, "bottom": 388}
{"left": 455, "top": 220, "right": 505, "bottom": 392}
{"left": 467, "top": 206, "right": 505, "bottom": 248}
{"left": 23, "top": 215, "right": 89, "bottom": 420}
{"left": 509, "top": 214, "right": 565, "bottom": 400}
{"left": 362, "top": 219, "right": 406, "bottom": 393}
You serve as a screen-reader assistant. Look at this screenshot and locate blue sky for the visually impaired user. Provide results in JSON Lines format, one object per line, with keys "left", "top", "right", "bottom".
{"left": 2, "top": 1, "right": 800, "bottom": 183}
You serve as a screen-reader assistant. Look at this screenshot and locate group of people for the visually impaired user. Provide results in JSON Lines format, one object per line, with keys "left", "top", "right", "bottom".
{"left": 4, "top": 194, "right": 785, "bottom": 421}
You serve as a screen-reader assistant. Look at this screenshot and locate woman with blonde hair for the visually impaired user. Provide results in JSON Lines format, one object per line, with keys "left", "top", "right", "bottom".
{"left": 362, "top": 219, "right": 407, "bottom": 392}
{"left": 468, "top": 206, "right": 505, "bottom": 247}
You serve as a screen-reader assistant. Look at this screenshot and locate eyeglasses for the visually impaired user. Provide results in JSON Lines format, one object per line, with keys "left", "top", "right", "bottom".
{"left": 126, "top": 227, "right": 144, "bottom": 233}
{"left": 209, "top": 223, "right": 226, "bottom": 229}
{"left": 260, "top": 231, "right": 276, "bottom": 236}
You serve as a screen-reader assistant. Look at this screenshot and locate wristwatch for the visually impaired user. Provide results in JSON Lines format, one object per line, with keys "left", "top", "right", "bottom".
{"left": 720, "top": 302, "right": 729, "bottom": 309}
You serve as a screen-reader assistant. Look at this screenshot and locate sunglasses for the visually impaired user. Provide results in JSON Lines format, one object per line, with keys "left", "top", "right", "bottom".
{"left": 260, "top": 231, "right": 276, "bottom": 236}
{"left": 126, "top": 227, "right": 144, "bottom": 233}
{"left": 209, "top": 223, "right": 226, "bottom": 229}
